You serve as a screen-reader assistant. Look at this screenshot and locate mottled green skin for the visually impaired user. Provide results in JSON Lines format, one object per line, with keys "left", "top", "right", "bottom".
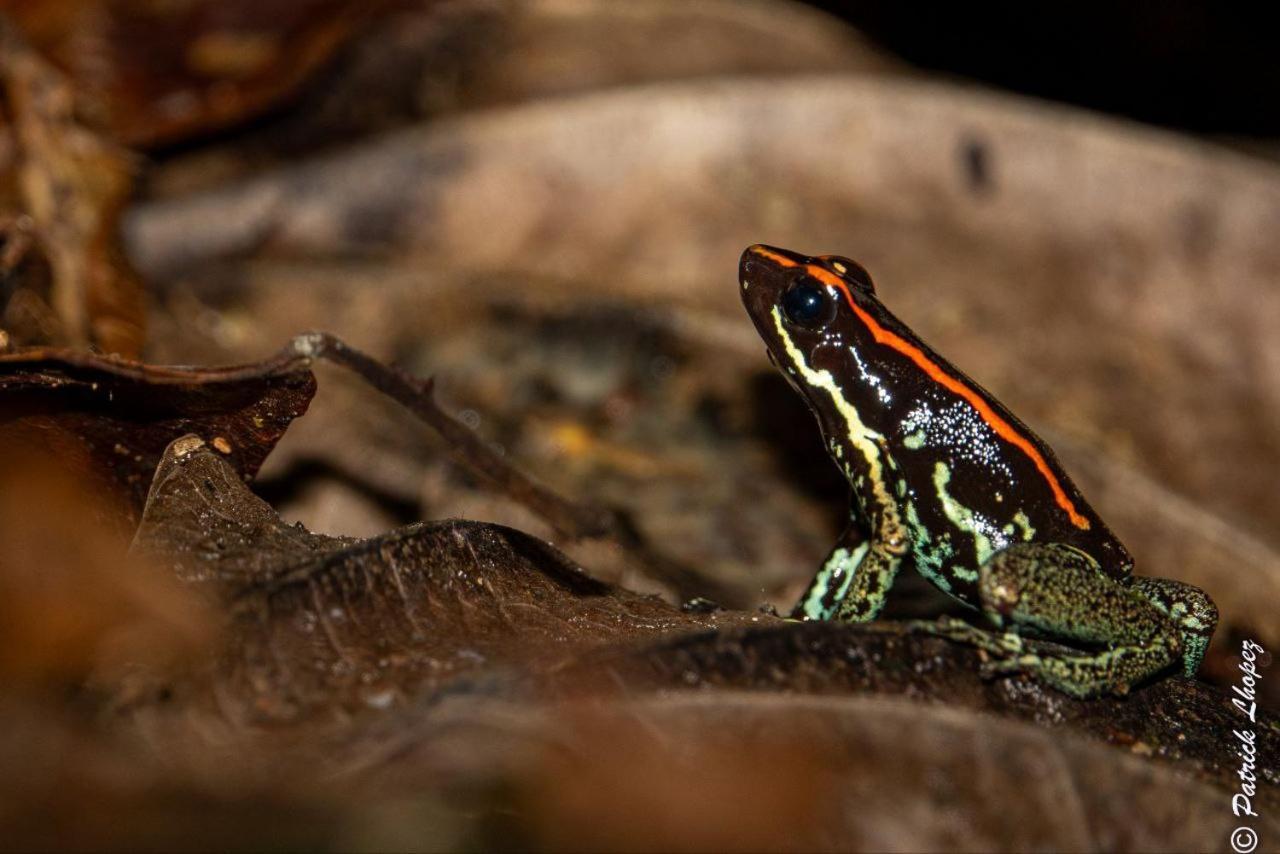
{"left": 739, "top": 245, "right": 1218, "bottom": 697}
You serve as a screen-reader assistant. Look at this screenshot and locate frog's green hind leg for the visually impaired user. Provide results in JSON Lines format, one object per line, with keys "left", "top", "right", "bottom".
{"left": 1129, "top": 576, "right": 1217, "bottom": 676}
{"left": 972, "top": 543, "right": 1184, "bottom": 697}
{"left": 790, "top": 522, "right": 902, "bottom": 622}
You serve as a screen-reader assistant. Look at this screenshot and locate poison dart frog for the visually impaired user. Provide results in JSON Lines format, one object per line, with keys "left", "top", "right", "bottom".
{"left": 739, "top": 244, "right": 1217, "bottom": 697}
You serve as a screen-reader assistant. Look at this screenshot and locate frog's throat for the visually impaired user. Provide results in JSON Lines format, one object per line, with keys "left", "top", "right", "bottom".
{"left": 771, "top": 306, "right": 907, "bottom": 553}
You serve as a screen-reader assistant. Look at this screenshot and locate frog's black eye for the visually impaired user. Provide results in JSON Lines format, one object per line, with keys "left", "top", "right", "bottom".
{"left": 782, "top": 278, "right": 836, "bottom": 328}
{"left": 820, "top": 255, "right": 876, "bottom": 294}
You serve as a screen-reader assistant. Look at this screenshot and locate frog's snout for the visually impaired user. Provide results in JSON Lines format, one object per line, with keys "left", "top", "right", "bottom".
{"left": 738, "top": 246, "right": 760, "bottom": 284}
{"left": 739, "top": 244, "right": 796, "bottom": 322}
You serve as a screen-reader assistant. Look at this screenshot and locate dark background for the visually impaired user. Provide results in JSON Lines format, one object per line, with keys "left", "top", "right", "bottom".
{"left": 807, "top": 2, "right": 1279, "bottom": 135}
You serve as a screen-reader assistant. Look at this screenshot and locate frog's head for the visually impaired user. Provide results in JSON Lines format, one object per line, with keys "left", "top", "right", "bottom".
{"left": 739, "top": 243, "right": 889, "bottom": 420}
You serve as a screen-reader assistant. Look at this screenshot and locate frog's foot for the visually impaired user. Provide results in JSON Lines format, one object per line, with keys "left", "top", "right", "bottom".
{"left": 978, "top": 643, "right": 1179, "bottom": 698}
{"left": 907, "top": 616, "right": 1026, "bottom": 657}
{"left": 1129, "top": 576, "right": 1218, "bottom": 676}
{"left": 908, "top": 617, "right": 1148, "bottom": 697}
{"left": 973, "top": 543, "right": 1184, "bottom": 698}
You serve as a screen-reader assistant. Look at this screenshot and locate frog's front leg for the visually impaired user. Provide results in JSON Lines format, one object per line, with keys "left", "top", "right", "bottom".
{"left": 974, "top": 543, "right": 1184, "bottom": 697}
{"left": 790, "top": 519, "right": 903, "bottom": 622}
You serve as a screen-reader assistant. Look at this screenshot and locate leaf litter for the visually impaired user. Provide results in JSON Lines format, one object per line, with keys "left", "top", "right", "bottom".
{"left": 3, "top": 323, "right": 1277, "bottom": 851}
{"left": 3, "top": 3, "right": 1279, "bottom": 847}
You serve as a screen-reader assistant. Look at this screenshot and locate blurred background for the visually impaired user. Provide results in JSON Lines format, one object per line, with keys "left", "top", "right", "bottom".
{"left": 816, "top": 3, "right": 1280, "bottom": 137}
{"left": 2, "top": 1, "right": 1277, "bottom": 850}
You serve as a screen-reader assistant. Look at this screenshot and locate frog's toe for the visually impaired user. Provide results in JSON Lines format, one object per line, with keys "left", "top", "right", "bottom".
{"left": 979, "top": 654, "right": 1032, "bottom": 678}
{"left": 908, "top": 618, "right": 1026, "bottom": 660}
{"left": 977, "top": 659, "right": 1006, "bottom": 680}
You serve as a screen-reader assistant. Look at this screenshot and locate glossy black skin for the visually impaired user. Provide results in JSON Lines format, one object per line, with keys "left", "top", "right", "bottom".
{"left": 739, "top": 244, "right": 1133, "bottom": 608}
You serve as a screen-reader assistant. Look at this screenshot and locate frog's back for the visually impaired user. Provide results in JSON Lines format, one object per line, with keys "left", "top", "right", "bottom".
{"left": 872, "top": 311, "right": 1134, "bottom": 589}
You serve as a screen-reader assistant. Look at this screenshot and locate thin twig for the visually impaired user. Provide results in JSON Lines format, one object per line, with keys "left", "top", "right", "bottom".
{"left": 285, "top": 332, "right": 743, "bottom": 606}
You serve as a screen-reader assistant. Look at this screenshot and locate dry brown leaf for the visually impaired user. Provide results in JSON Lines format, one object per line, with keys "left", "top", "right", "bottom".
{"left": 0, "top": 18, "right": 144, "bottom": 354}
{"left": 138, "top": 0, "right": 897, "bottom": 197}
{"left": 3, "top": 0, "right": 393, "bottom": 147}
{"left": 131, "top": 436, "right": 764, "bottom": 723}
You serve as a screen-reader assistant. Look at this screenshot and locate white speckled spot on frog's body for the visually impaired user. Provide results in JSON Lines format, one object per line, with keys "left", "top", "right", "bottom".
{"left": 900, "top": 401, "right": 1014, "bottom": 480}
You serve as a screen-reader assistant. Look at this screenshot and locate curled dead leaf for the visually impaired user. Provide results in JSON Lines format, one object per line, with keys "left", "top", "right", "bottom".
{"left": 0, "top": 345, "right": 315, "bottom": 524}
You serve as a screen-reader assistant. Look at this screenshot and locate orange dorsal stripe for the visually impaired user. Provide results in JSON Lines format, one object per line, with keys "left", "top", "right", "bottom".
{"left": 751, "top": 246, "right": 801, "bottom": 268}
{"left": 747, "top": 247, "right": 1089, "bottom": 531}
{"left": 806, "top": 264, "right": 1090, "bottom": 530}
